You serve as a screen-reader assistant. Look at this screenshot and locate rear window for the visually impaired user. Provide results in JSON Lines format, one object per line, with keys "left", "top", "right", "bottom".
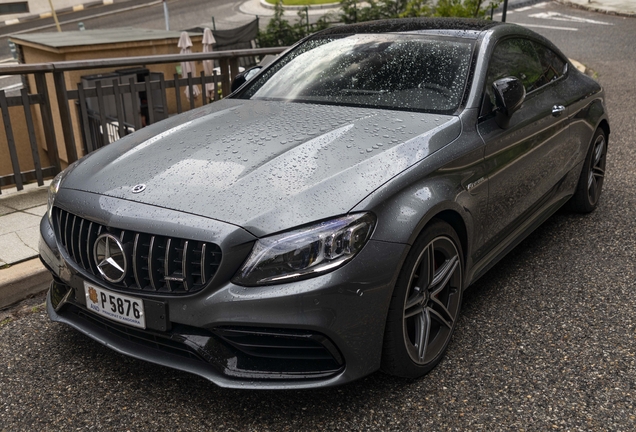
{"left": 237, "top": 34, "right": 474, "bottom": 114}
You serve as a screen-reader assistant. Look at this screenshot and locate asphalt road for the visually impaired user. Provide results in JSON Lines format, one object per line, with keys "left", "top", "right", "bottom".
{"left": 1, "top": 2, "right": 635, "bottom": 430}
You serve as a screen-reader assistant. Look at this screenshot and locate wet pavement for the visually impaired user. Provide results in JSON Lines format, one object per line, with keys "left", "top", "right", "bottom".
{"left": 0, "top": 182, "right": 49, "bottom": 266}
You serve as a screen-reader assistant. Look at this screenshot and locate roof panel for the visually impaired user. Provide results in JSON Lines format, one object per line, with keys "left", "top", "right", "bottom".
{"left": 10, "top": 28, "right": 200, "bottom": 48}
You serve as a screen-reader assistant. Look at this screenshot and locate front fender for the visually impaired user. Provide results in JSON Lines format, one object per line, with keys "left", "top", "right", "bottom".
{"left": 351, "top": 111, "right": 488, "bottom": 283}
{"left": 355, "top": 175, "right": 482, "bottom": 287}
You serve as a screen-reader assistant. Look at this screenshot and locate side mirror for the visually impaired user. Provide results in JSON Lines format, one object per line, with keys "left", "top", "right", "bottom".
{"left": 231, "top": 66, "right": 262, "bottom": 93}
{"left": 492, "top": 76, "right": 525, "bottom": 129}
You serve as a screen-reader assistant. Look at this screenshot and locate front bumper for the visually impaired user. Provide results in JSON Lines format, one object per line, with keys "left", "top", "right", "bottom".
{"left": 40, "top": 204, "right": 409, "bottom": 389}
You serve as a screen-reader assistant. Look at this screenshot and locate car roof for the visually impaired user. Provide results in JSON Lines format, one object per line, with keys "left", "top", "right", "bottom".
{"left": 317, "top": 17, "right": 504, "bottom": 38}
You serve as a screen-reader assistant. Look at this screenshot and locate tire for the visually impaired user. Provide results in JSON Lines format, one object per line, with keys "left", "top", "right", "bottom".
{"left": 381, "top": 219, "right": 463, "bottom": 379}
{"left": 568, "top": 127, "right": 607, "bottom": 213}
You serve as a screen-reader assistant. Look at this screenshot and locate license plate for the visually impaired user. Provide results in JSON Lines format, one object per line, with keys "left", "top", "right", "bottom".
{"left": 84, "top": 282, "right": 146, "bottom": 329}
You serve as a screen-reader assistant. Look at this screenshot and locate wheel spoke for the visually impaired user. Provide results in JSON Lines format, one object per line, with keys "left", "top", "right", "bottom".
{"left": 415, "top": 310, "right": 431, "bottom": 361}
{"left": 588, "top": 173, "right": 598, "bottom": 199}
{"left": 417, "top": 243, "right": 435, "bottom": 290}
{"left": 429, "top": 299, "right": 454, "bottom": 329}
{"left": 592, "top": 166, "right": 605, "bottom": 179}
{"left": 405, "top": 288, "right": 424, "bottom": 311}
{"left": 593, "top": 140, "right": 605, "bottom": 166}
{"left": 404, "top": 303, "right": 424, "bottom": 319}
{"left": 430, "top": 255, "right": 459, "bottom": 296}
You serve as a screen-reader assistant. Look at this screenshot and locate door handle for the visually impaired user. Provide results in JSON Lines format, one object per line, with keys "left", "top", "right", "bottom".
{"left": 552, "top": 105, "right": 566, "bottom": 117}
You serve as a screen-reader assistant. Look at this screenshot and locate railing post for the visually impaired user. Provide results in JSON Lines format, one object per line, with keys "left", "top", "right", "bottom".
{"left": 159, "top": 74, "right": 168, "bottom": 117}
{"left": 0, "top": 90, "right": 23, "bottom": 190}
{"left": 128, "top": 77, "right": 141, "bottom": 131}
{"left": 187, "top": 72, "right": 195, "bottom": 110}
{"left": 95, "top": 81, "right": 108, "bottom": 148}
{"left": 77, "top": 83, "right": 95, "bottom": 153}
{"left": 173, "top": 73, "right": 183, "bottom": 114}
{"left": 53, "top": 70, "right": 78, "bottom": 163}
{"left": 34, "top": 72, "right": 61, "bottom": 173}
{"left": 229, "top": 57, "right": 240, "bottom": 89}
{"left": 20, "top": 88, "right": 44, "bottom": 186}
{"left": 112, "top": 79, "right": 126, "bottom": 139}
{"left": 144, "top": 75, "right": 155, "bottom": 125}
{"left": 219, "top": 57, "right": 231, "bottom": 98}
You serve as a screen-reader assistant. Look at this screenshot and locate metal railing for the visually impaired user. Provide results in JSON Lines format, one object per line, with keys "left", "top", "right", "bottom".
{"left": 0, "top": 47, "right": 286, "bottom": 194}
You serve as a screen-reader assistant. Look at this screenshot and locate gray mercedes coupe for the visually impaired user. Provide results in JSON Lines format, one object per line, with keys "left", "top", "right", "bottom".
{"left": 40, "top": 18, "right": 609, "bottom": 389}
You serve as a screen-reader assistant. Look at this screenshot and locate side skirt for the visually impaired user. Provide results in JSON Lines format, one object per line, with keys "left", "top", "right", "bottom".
{"left": 465, "top": 181, "right": 575, "bottom": 288}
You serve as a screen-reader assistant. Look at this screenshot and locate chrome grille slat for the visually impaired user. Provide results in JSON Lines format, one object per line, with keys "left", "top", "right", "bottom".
{"left": 53, "top": 208, "right": 221, "bottom": 295}
{"left": 148, "top": 235, "right": 161, "bottom": 291}
{"left": 201, "top": 243, "right": 207, "bottom": 285}
{"left": 132, "top": 233, "right": 143, "bottom": 290}
{"left": 63, "top": 212, "right": 71, "bottom": 250}
{"left": 182, "top": 240, "right": 191, "bottom": 292}
{"left": 69, "top": 215, "right": 77, "bottom": 261}
{"left": 76, "top": 219, "right": 86, "bottom": 269}
{"left": 86, "top": 221, "right": 94, "bottom": 274}
{"left": 164, "top": 238, "right": 173, "bottom": 292}
{"left": 86, "top": 221, "right": 98, "bottom": 275}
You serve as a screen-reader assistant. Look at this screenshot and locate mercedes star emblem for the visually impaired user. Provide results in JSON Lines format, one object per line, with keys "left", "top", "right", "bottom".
{"left": 93, "top": 234, "right": 128, "bottom": 283}
{"left": 131, "top": 184, "right": 146, "bottom": 193}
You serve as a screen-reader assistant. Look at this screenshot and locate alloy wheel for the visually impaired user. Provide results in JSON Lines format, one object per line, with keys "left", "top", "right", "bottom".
{"left": 402, "top": 236, "right": 462, "bottom": 365}
{"left": 587, "top": 133, "right": 606, "bottom": 206}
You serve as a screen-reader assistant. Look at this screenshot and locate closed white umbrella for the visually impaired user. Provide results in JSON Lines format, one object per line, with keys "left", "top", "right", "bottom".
{"left": 178, "top": 31, "right": 200, "bottom": 100}
{"left": 202, "top": 27, "right": 216, "bottom": 100}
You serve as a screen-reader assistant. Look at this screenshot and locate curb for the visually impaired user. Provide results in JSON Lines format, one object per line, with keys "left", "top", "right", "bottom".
{"left": 569, "top": 58, "right": 586, "bottom": 74}
{"left": 258, "top": 0, "right": 546, "bottom": 13}
{"left": 554, "top": 0, "right": 636, "bottom": 17}
{"left": 494, "top": 0, "right": 546, "bottom": 12}
{"left": 0, "top": 258, "right": 51, "bottom": 309}
{"left": 1, "top": 0, "right": 113, "bottom": 27}
{"left": 259, "top": 0, "right": 340, "bottom": 11}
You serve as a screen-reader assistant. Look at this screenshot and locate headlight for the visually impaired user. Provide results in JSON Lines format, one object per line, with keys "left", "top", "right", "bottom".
{"left": 233, "top": 213, "right": 376, "bottom": 286}
{"left": 47, "top": 163, "right": 77, "bottom": 224}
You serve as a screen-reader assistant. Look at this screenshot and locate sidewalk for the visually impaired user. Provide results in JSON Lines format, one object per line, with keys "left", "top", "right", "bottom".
{"left": 0, "top": 181, "right": 49, "bottom": 266}
{"left": 0, "top": 181, "right": 51, "bottom": 309}
{"left": 555, "top": 0, "right": 636, "bottom": 16}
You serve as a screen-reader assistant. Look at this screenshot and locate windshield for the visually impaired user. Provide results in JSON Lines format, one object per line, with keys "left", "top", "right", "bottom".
{"left": 237, "top": 33, "right": 474, "bottom": 114}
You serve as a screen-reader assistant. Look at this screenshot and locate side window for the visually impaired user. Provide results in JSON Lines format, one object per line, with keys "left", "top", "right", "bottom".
{"left": 482, "top": 38, "right": 543, "bottom": 115}
{"left": 531, "top": 41, "right": 567, "bottom": 89}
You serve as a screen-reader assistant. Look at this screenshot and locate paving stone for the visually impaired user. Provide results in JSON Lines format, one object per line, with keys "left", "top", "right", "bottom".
{"left": 16, "top": 227, "right": 41, "bottom": 251}
{"left": 0, "top": 188, "right": 49, "bottom": 211}
{"left": 0, "top": 212, "right": 41, "bottom": 236}
{"left": 24, "top": 205, "right": 47, "bottom": 217}
{"left": 0, "top": 232, "right": 38, "bottom": 265}
{"left": 0, "top": 204, "right": 15, "bottom": 216}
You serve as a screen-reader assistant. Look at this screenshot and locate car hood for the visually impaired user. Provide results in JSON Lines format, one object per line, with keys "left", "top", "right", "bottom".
{"left": 64, "top": 99, "right": 460, "bottom": 236}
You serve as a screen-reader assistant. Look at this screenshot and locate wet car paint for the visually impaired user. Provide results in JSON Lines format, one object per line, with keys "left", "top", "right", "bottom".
{"left": 41, "top": 19, "right": 609, "bottom": 389}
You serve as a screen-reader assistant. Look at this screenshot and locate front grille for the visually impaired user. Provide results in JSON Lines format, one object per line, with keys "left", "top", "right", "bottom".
{"left": 54, "top": 208, "right": 222, "bottom": 294}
